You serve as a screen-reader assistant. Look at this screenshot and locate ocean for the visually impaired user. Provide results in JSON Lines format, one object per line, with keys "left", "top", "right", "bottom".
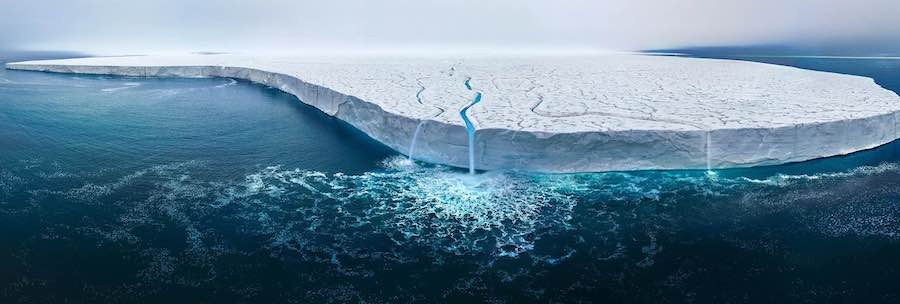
{"left": 1, "top": 50, "right": 899, "bottom": 303}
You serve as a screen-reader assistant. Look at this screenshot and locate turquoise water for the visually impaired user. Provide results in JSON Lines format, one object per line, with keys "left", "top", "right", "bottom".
{"left": 1, "top": 52, "right": 899, "bottom": 303}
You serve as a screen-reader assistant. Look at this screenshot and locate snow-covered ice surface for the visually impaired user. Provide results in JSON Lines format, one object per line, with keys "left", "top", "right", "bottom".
{"left": 7, "top": 54, "right": 900, "bottom": 172}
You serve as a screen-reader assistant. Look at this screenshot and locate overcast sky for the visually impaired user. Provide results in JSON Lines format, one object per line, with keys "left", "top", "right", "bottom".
{"left": 2, "top": 0, "right": 899, "bottom": 54}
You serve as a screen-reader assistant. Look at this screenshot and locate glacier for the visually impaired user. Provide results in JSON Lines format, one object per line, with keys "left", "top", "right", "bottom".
{"left": 6, "top": 53, "right": 900, "bottom": 173}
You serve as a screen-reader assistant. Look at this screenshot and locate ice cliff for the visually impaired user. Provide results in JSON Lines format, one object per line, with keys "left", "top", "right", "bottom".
{"left": 8, "top": 54, "right": 900, "bottom": 172}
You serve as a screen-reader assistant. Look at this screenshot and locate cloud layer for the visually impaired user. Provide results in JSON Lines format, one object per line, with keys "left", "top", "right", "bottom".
{"left": 2, "top": 0, "right": 899, "bottom": 54}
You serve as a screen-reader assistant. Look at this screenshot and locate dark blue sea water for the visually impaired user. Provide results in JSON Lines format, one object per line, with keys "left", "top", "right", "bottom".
{"left": 1, "top": 51, "right": 899, "bottom": 303}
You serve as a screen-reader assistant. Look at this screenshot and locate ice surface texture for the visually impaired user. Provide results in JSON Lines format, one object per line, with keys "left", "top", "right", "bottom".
{"left": 8, "top": 54, "right": 900, "bottom": 172}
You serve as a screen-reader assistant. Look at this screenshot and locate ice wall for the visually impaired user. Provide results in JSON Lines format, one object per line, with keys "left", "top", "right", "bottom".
{"left": 8, "top": 54, "right": 900, "bottom": 172}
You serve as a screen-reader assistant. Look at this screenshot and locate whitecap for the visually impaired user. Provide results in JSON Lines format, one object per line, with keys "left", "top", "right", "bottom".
{"left": 214, "top": 78, "right": 237, "bottom": 88}
{"left": 101, "top": 81, "right": 141, "bottom": 92}
{"left": 737, "top": 162, "right": 900, "bottom": 186}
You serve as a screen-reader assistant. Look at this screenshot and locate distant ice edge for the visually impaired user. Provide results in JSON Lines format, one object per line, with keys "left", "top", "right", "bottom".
{"left": 7, "top": 62, "right": 900, "bottom": 173}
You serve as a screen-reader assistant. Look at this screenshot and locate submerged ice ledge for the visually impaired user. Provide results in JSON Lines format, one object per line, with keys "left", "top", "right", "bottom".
{"left": 7, "top": 54, "right": 900, "bottom": 173}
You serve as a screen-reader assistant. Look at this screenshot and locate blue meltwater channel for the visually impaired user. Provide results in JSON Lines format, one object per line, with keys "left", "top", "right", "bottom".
{"left": 459, "top": 77, "right": 482, "bottom": 174}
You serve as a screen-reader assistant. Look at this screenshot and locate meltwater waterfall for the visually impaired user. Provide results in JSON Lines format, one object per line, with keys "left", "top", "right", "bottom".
{"left": 459, "top": 77, "right": 482, "bottom": 174}
{"left": 408, "top": 83, "right": 428, "bottom": 160}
